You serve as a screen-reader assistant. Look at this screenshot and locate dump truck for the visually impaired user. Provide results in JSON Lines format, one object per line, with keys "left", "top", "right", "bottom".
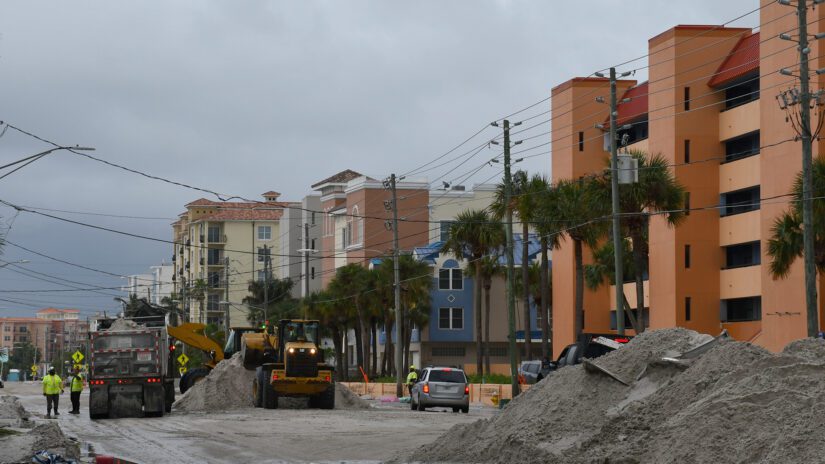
{"left": 87, "top": 326, "right": 175, "bottom": 419}
{"left": 240, "top": 319, "right": 335, "bottom": 409}
{"left": 166, "top": 323, "right": 259, "bottom": 394}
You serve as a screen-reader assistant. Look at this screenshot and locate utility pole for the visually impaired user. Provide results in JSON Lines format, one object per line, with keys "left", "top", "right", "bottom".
{"left": 500, "top": 119, "right": 520, "bottom": 397}
{"left": 609, "top": 67, "right": 626, "bottom": 335}
{"left": 263, "top": 244, "right": 271, "bottom": 325}
{"left": 778, "top": 0, "right": 820, "bottom": 337}
{"left": 224, "top": 257, "right": 230, "bottom": 338}
{"left": 303, "top": 222, "right": 313, "bottom": 319}
{"left": 388, "top": 173, "right": 403, "bottom": 397}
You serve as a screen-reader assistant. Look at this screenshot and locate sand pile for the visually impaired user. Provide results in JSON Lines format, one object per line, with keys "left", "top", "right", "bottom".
{"left": 0, "top": 409, "right": 78, "bottom": 464}
{"left": 401, "top": 330, "right": 825, "bottom": 464}
{"left": 174, "top": 353, "right": 256, "bottom": 411}
{"left": 0, "top": 396, "right": 32, "bottom": 428}
{"left": 107, "top": 318, "right": 140, "bottom": 331}
{"left": 174, "top": 353, "right": 369, "bottom": 411}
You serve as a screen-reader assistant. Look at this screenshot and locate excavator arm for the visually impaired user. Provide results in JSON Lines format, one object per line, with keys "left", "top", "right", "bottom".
{"left": 167, "top": 323, "right": 224, "bottom": 368}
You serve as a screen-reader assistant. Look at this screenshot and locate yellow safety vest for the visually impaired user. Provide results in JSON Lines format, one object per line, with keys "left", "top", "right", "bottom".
{"left": 406, "top": 371, "right": 418, "bottom": 384}
{"left": 71, "top": 375, "right": 84, "bottom": 392}
{"left": 42, "top": 374, "right": 63, "bottom": 395}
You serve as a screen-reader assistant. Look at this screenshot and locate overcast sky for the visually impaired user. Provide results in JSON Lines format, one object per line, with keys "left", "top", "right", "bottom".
{"left": 0, "top": 1, "right": 759, "bottom": 318}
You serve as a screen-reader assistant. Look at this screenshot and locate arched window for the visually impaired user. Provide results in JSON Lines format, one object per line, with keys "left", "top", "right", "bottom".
{"left": 438, "top": 259, "right": 463, "bottom": 290}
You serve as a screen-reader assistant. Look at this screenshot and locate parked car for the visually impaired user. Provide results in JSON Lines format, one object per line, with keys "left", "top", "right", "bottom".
{"left": 556, "top": 334, "right": 632, "bottom": 368}
{"left": 518, "top": 360, "right": 555, "bottom": 384}
{"left": 410, "top": 366, "right": 469, "bottom": 413}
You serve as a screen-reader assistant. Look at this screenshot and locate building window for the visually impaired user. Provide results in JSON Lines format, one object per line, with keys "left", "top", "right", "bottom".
{"left": 3, "top": 326, "right": 9, "bottom": 331}
{"left": 19, "top": 326, "right": 27, "bottom": 333}
{"left": 311, "top": 239, "right": 316, "bottom": 251}
{"left": 578, "top": 132, "right": 584, "bottom": 152}
{"left": 438, "top": 307, "right": 464, "bottom": 330}
{"left": 720, "top": 186, "right": 760, "bottom": 217}
{"left": 311, "top": 211, "right": 316, "bottom": 225}
{"left": 721, "top": 297, "right": 761, "bottom": 322}
{"left": 207, "top": 248, "right": 223, "bottom": 265}
{"left": 725, "top": 131, "right": 760, "bottom": 162}
{"left": 432, "top": 346, "right": 466, "bottom": 357}
{"left": 724, "top": 77, "right": 760, "bottom": 110}
{"left": 684, "top": 139, "right": 690, "bottom": 163}
{"left": 257, "top": 247, "right": 270, "bottom": 263}
{"left": 684, "top": 192, "right": 690, "bottom": 216}
{"left": 724, "top": 241, "right": 761, "bottom": 269}
{"left": 258, "top": 225, "right": 272, "bottom": 240}
{"left": 257, "top": 270, "right": 267, "bottom": 282}
{"left": 311, "top": 267, "right": 315, "bottom": 280}
{"left": 207, "top": 294, "right": 220, "bottom": 312}
{"left": 440, "top": 221, "right": 454, "bottom": 242}
{"left": 207, "top": 226, "right": 222, "bottom": 242}
{"left": 684, "top": 87, "right": 690, "bottom": 111}
{"left": 684, "top": 244, "right": 691, "bottom": 269}
{"left": 685, "top": 297, "right": 691, "bottom": 322}
{"left": 438, "top": 268, "right": 463, "bottom": 290}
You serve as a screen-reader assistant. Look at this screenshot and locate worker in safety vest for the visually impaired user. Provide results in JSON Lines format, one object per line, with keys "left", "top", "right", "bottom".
{"left": 405, "top": 365, "right": 418, "bottom": 396}
{"left": 69, "top": 368, "right": 84, "bottom": 414}
{"left": 41, "top": 367, "right": 63, "bottom": 418}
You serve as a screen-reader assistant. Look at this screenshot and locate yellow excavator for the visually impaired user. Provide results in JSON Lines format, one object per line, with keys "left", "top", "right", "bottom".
{"left": 240, "top": 319, "right": 335, "bottom": 409}
{"left": 167, "top": 323, "right": 259, "bottom": 394}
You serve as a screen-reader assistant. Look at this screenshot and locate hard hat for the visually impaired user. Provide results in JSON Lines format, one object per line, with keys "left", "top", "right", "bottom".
{"left": 48, "top": 367, "right": 55, "bottom": 373}
{"left": 409, "top": 365, "right": 416, "bottom": 370}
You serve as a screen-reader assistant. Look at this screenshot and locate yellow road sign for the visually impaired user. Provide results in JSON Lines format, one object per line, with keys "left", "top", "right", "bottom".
{"left": 31, "top": 365, "right": 37, "bottom": 372}
{"left": 179, "top": 366, "right": 188, "bottom": 375}
{"left": 73, "top": 364, "right": 84, "bottom": 371}
{"left": 72, "top": 351, "right": 84, "bottom": 364}
{"left": 177, "top": 353, "right": 189, "bottom": 366}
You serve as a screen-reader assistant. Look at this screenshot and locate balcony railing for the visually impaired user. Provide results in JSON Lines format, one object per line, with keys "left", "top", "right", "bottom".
{"left": 207, "top": 232, "right": 227, "bottom": 243}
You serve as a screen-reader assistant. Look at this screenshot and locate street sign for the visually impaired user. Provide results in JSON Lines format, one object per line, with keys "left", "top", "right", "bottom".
{"left": 73, "top": 364, "right": 84, "bottom": 372}
{"left": 179, "top": 366, "right": 188, "bottom": 375}
{"left": 31, "top": 365, "right": 37, "bottom": 373}
{"left": 71, "top": 351, "right": 84, "bottom": 364}
{"left": 177, "top": 353, "right": 189, "bottom": 366}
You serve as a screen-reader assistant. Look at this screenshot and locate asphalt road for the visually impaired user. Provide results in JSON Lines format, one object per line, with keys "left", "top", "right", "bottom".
{"left": 3, "top": 381, "right": 492, "bottom": 463}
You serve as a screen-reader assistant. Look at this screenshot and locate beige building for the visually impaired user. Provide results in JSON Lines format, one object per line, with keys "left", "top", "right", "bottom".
{"left": 1, "top": 308, "right": 89, "bottom": 368}
{"left": 172, "top": 192, "right": 288, "bottom": 327}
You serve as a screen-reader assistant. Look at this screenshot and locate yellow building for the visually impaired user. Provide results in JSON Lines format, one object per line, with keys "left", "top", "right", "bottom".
{"left": 172, "top": 192, "right": 286, "bottom": 326}
{"left": 551, "top": 5, "right": 825, "bottom": 355}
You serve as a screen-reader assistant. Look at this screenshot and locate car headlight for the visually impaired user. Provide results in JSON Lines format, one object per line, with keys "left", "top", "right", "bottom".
{"left": 288, "top": 348, "right": 295, "bottom": 354}
{"left": 310, "top": 348, "right": 317, "bottom": 355}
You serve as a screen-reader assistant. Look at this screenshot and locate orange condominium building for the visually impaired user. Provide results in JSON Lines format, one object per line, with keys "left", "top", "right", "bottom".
{"left": 551, "top": 3, "right": 825, "bottom": 355}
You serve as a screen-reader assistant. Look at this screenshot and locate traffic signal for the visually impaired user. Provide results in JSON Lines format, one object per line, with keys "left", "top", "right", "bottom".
{"left": 169, "top": 337, "right": 177, "bottom": 352}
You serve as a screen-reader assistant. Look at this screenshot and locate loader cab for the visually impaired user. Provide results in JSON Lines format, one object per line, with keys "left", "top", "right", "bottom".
{"left": 223, "top": 326, "right": 259, "bottom": 358}
{"left": 278, "top": 320, "right": 321, "bottom": 365}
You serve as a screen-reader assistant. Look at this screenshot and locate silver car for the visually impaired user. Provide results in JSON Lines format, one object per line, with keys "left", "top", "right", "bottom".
{"left": 410, "top": 366, "right": 469, "bottom": 413}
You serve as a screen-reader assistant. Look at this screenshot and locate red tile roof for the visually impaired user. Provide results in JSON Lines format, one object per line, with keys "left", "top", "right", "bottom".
{"left": 261, "top": 191, "right": 281, "bottom": 198}
{"left": 708, "top": 32, "right": 759, "bottom": 87}
{"left": 36, "top": 308, "right": 79, "bottom": 314}
{"left": 183, "top": 198, "right": 287, "bottom": 221}
{"left": 312, "top": 169, "right": 363, "bottom": 189}
{"left": 616, "top": 82, "right": 649, "bottom": 126}
{"left": 185, "top": 198, "right": 216, "bottom": 207}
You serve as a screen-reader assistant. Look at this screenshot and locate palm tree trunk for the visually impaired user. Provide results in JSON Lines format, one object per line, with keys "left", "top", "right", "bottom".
{"left": 474, "top": 260, "right": 484, "bottom": 376}
{"left": 631, "top": 228, "right": 647, "bottom": 333}
{"left": 574, "top": 239, "right": 585, "bottom": 341}
{"left": 484, "top": 278, "right": 492, "bottom": 375}
{"left": 522, "top": 222, "right": 532, "bottom": 360}
{"left": 371, "top": 318, "right": 378, "bottom": 377}
{"left": 333, "top": 326, "right": 344, "bottom": 381}
{"left": 540, "top": 237, "right": 550, "bottom": 360}
{"left": 343, "top": 329, "right": 350, "bottom": 381}
{"left": 383, "top": 314, "right": 393, "bottom": 376}
{"left": 353, "top": 319, "right": 363, "bottom": 375}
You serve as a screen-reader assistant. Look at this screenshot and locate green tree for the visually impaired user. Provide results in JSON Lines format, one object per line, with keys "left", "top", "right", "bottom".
{"left": 478, "top": 255, "right": 501, "bottom": 374}
{"left": 528, "top": 174, "right": 558, "bottom": 360}
{"left": 768, "top": 156, "right": 825, "bottom": 278}
{"left": 592, "top": 150, "right": 685, "bottom": 332}
{"left": 441, "top": 209, "right": 505, "bottom": 376}
{"left": 190, "top": 279, "right": 208, "bottom": 324}
{"left": 542, "top": 178, "right": 609, "bottom": 343}
{"left": 243, "top": 277, "right": 295, "bottom": 326}
{"left": 397, "top": 255, "right": 433, "bottom": 371}
{"left": 492, "top": 170, "right": 540, "bottom": 359}
{"left": 327, "top": 264, "right": 374, "bottom": 375}
{"left": 6, "top": 342, "right": 39, "bottom": 379}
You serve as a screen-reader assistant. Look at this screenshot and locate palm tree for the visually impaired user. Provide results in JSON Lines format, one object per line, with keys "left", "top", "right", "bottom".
{"left": 528, "top": 174, "right": 558, "bottom": 360}
{"left": 398, "top": 255, "right": 433, "bottom": 371}
{"left": 492, "top": 170, "right": 538, "bottom": 359}
{"left": 189, "top": 279, "right": 208, "bottom": 324}
{"left": 542, "top": 178, "right": 609, "bottom": 343}
{"left": 242, "top": 277, "right": 295, "bottom": 326}
{"left": 327, "top": 264, "right": 374, "bottom": 375}
{"left": 441, "top": 209, "right": 505, "bottom": 376}
{"left": 768, "top": 156, "right": 825, "bottom": 278}
{"left": 478, "top": 255, "right": 501, "bottom": 374}
{"left": 592, "top": 150, "right": 686, "bottom": 332}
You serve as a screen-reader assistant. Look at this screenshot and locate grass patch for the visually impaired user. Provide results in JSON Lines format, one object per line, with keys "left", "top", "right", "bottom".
{"left": 0, "top": 427, "right": 20, "bottom": 437}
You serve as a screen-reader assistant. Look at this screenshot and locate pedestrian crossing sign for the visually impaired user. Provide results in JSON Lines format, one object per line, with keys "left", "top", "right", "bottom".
{"left": 179, "top": 366, "right": 187, "bottom": 375}
{"left": 177, "top": 353, "right": 189, "bottom": 366}
{"left": 71, "top": 351, "right": 84, "bottom": 364}
{"left": 31, "top": 365, "right": 37, "bottom": 373}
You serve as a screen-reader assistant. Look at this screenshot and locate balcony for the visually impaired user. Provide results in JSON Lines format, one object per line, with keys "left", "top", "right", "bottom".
{"left": 720, "top": 210, "right": 760, "bottom": 247}
{"left": 719, "top": 99, "right": 759, "bottom": 142}
{"left": 720, "top": 265, "right": 761, "bottom": 300}
{"left": 719, "top": 154, "right": 760, "bottom": 193}
{"left": 207, "top": 233, "right": 228, "bottom": 244}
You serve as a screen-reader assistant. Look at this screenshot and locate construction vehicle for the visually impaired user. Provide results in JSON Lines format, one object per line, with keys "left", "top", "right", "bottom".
{"left": 87, "top": 326, "right": 175, "bottom": 419}
{"left": 166, "top": 323, "right": 259, "bottom": 394}
{"left": 240, "top": 319, "right": 335, "bottom": 409}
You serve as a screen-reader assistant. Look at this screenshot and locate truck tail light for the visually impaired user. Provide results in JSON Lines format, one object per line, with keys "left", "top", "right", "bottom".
{"left": 90, "top": 380, "right": 105, "bottom": 386}
{"left": 272, "top": 373, "right": 279, "bottom": 381}
{"left": 423, "top": 383, "right": 429, "bottom": 394}
{"left": 146, "top": 378, "right": 161, "bottom": 383}
{"left": 325, "top": 375, "right": 330, "bottom": 382}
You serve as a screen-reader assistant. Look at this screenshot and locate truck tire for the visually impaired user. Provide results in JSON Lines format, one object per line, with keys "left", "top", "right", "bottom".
{"left": 164, "top": 383, "right": 174, "bottom": 413}
{"left": 179, "top": 370, "right": 191, "bottom": 394}
{"left": 318, "top": 384, "right": 335, "bottom": 410}
{"left": 180, "top": 367, "right": 209, "bottom": 394}
{"left": 253, "top": 367, "right": 265, "bottom": 408}
{"left": 261, "top": 366, "right": 278, "bottom": 409}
